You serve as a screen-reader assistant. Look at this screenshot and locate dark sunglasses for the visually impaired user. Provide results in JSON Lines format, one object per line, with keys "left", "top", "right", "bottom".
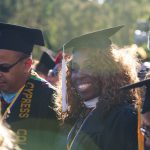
{"left": 0, "top": 57, "right": 26, "bottom": 73}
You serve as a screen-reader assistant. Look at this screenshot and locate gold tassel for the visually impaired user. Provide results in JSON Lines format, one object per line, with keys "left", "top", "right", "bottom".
{"left": 137, "top": 103, "right": 144, "bottom": 150}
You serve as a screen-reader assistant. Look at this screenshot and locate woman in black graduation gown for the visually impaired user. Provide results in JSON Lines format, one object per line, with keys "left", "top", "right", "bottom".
{"left": 54, "top": 26, "right": 141, "bottom": 150}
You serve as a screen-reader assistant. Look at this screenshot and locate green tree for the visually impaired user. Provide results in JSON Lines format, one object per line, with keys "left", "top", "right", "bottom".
{"left": 0, "top": 0, "right": 150, "bottom": 58}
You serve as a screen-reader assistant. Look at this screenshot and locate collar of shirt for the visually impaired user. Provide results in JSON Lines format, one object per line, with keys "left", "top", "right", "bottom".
{"left": 83, "top": 97, "right": 99, "bottom": 108}
{"left": 0, "top": 91, "right": 17, "bottom": 104}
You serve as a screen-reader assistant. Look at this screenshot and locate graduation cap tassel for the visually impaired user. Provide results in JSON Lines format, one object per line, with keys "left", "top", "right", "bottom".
{"left": 62, "top": 45, "right": 68, "bottom": 112}
{"left": 147, "top": 31, "right": 150, "bottom": 51}
{"left": 137, "top": 102, "right": 144, "bottom": 150}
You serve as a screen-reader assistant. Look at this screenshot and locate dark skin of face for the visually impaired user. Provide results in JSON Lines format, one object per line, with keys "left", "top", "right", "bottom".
{"left": 0, "top": 49, "right": 32, "bottom": 93}
{"left": 71, "top": 49, "right": 100, "bottom": 101}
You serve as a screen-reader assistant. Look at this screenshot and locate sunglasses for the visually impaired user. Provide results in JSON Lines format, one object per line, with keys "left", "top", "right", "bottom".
{"left": 0, "top": 57, "right": 26, "bottom": 73}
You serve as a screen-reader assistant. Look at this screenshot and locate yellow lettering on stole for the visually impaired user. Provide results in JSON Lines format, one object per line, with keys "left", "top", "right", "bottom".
{"left": 16, "top": 129, "right": 27, "bottom": 145}
{"left": 19, "top": 82, "right": 34, "bottom": 118}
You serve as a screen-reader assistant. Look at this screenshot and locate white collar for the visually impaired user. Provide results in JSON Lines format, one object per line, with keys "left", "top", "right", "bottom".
{"left": 83, "top": 97, "right": 99, "bottom": 108}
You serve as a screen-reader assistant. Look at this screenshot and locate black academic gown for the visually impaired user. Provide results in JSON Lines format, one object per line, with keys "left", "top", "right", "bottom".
{"left": 0, "top": 74, "right": 66, "bottom": 150}
{"left": 67, "top": 103, "right": 138, "bottom": 150}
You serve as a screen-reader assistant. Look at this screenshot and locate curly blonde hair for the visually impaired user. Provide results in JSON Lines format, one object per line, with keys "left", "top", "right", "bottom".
{"left": 54, "top": 45, "right": 142, "bottom": 123}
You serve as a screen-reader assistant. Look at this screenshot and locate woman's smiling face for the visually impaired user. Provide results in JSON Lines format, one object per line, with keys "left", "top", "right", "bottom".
{"left": 71, "top": 49, "right": 100, "bottom": 101}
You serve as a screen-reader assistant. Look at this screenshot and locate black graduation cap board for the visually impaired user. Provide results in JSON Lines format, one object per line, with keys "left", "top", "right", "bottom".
{"left": 0, "top": 22, "right": 44, "bottom": 55}
{"left": 120, "top": 78, "right": 150, "bottom": 90}
{"left": 63, "top": 25, "right": 124, "bottom": 51}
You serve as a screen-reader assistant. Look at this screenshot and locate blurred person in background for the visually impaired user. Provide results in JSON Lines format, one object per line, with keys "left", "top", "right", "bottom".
{"left": 120, "top": 72, "right": 150, "bottom": 150}
{"left": 35, "top": 51, "right": 55, "bottom": 80}
{"left": 141, "top": 87, "right": 150, "bottom": 150}
{"left": 47, "top": 51, "right": 62, "bottom": 86}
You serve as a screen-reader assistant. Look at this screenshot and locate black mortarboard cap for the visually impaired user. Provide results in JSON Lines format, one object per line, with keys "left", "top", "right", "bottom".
{"left": 0, "top": 22, "right": 44, "bottom": 55}
{"left": 63, "top": 25, "right": 124, "bottom": 51}
{"left": 35, "top": 52, "right": 55, "bottom": 75}
{"left": 120, "top": 78, "right": 150, "bottom": 90}
{"left": 120, "top": 78, "right": 150, "bottom": 113}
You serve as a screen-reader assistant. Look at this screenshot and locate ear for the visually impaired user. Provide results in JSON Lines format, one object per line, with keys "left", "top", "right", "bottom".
{"left": 24, "top": 58, "right": 32, "bottom": 71}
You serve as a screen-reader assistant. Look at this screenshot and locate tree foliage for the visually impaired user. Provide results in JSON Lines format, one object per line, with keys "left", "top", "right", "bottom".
{"left": 0, "top": 0, "right": 149, "bottom": 57}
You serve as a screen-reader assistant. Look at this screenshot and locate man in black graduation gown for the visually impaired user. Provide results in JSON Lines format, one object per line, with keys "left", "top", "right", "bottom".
{"left": 54, "top": 26, "right": 140, "bottom": 150}
{"left": 0, "top": 23, "right": 64, "bottom": 150}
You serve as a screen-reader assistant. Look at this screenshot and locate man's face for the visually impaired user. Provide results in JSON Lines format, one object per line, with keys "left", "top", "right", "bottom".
{"left": 71, "top": 49, "right": 100, "bottom": 101}
{"left": 0, "top": 50, "right": 29, "bottom": 93}
{"left": 141, "top": 112, "right": 150, "bottom": 148}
